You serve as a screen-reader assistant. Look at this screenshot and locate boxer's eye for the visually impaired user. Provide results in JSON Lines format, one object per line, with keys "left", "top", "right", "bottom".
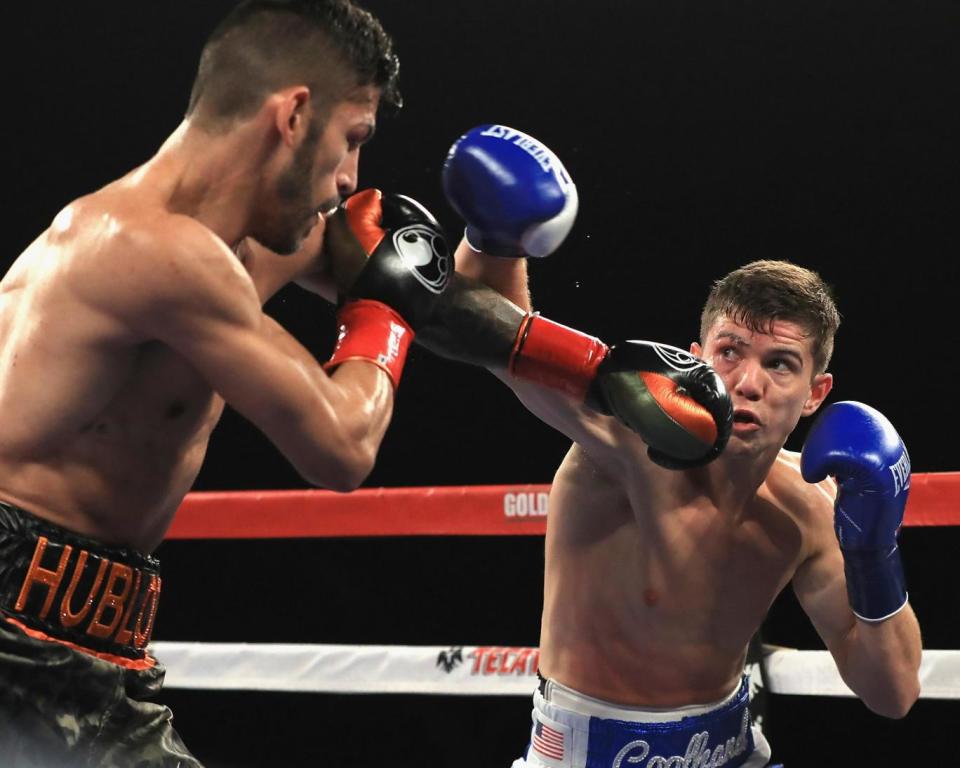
{"left": 718, "top": 346, "right": 738, "bottom": 361}
{"left": 766, "top": 355, "right": 801, "bottom": 374}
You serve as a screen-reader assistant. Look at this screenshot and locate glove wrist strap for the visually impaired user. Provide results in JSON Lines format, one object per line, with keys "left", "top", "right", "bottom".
{"left": 509, "top": 313, "right": 609, "bottom": 400}
{"left": 465, "top": 225, "right": 523, "bottom": 258}
{"left": 842, "top": 545, "right": 908, "bottom": 622}
{"left": 325, "top": 300, "right": 414, "bottom": 390}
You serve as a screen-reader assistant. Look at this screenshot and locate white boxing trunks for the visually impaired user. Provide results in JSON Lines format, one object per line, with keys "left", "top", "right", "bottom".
{"left": 511, "top": 675, "right": 773, "bottom": 768}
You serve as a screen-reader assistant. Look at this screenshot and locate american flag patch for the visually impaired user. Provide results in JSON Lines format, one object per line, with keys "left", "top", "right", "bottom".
{"left": 532, "top": 719, "right": 565, "bottom": 760}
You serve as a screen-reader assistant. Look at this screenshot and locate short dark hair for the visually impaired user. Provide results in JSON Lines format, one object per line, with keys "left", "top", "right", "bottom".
{"left": 700, "top": 260, "right": 841, "bottom": 374}
{"left": 186, "top": 0, "right": 401, "bottom": 129}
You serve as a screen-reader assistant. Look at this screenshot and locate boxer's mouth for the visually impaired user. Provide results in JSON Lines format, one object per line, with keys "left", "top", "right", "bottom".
{"left": 733, "top": 409, "right": 761, "bottom": 426}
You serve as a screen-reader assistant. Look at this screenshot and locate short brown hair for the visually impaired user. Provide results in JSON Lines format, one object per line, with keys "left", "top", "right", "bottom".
{"left": 699, "top": 260, "right": 841, "bottom": 374}
{"left": 186, "top": 0, "right": 401, "bottom": 129}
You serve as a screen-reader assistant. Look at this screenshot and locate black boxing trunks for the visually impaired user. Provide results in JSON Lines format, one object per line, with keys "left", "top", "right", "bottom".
{"left": 0, "top": 500, "right": 201, "bottom": 767}
{"left": 0, "top": 500, "right": 160, "bottom": 666}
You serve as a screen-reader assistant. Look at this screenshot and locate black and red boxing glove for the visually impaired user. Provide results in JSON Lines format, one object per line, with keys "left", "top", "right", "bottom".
{"left": 323, "top": 189, "right": 452, "bottom": 388}
{"left": 509, "top": 314, "right": 732, "bottom": 468}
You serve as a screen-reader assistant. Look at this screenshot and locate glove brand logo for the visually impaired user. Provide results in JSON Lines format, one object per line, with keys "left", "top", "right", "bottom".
{"left": 377, "top": 321, "right": 407, "bottom": 366}
{"left": 651, "top": 343, "right": 703, "bottom": 372}
{"left": 889, "top": 450, "right": 911, "bottom": 497}
{"left": 392, "top": 225, "right": 450, "bottom": 294}
{"left": 437, "top": 646, "right": 464, "bottom": 673}
{"left": 480, "top": 125, "right": 565, "bottom": 179}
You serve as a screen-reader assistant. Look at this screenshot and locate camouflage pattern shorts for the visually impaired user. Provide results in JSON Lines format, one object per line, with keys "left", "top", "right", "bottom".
{"left": 0, "top": 619, "right": 202, "bottom": 767}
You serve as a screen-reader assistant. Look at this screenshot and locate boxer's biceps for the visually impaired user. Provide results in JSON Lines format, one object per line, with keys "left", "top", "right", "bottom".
{"left": 792, "top": 544, "right": 856, "bottom": 655}
{"left": 499, "top": 373, "right": 630, "bottom": 470}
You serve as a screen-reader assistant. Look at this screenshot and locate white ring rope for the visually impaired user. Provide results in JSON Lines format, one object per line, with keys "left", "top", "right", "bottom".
{"left": 150, "top": 642, "right": 959, "bottom": 699}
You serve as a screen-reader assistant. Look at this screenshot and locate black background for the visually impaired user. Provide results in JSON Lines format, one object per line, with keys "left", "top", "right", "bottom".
{"left": 8, "top": 1, "right": 959, "bottom": 765}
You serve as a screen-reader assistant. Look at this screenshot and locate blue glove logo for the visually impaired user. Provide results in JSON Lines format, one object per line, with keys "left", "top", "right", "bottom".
{"left": 889, "top": 450, "right": 911, "bottom": 497}
{"left": 479, "top": 124, "right": 559, "bottom": 175}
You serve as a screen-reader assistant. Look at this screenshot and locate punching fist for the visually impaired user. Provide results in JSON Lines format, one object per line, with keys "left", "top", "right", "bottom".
{"left": 324, "top": 189, "right": 452, "bottom": 387}
{"left": 587, "top": 341, "right": 733, "bottom": 469}
{"left": 508, "top": 314, "right": 732, "bottom": 469}
{"left": 442, "top": 124, "right": 577, "bottom": 258}
{"left": 801, "top": 401, "right": 911, "bottom": 622}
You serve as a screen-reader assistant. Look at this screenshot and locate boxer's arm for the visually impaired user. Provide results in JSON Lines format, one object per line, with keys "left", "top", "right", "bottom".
{"left": 412, "top": 239, "right": 627, "bottom": 462}
{"left": 417, "top": 239, "right": 731, "bottom": 469}
{"left": 90, "top": 219, "right": 395, "bottom": 491}
{"left": 454, "top": 237, "right": 532, "bottom": 310}
{"left": 415, "top": 238, "right": 531, "bottom": 368}
{"left": 238, "top": 311, "right": 396, "bottom": 489}
{"left": 795, "top": 402, "right": 922, "bottom": 717}
{"left": 792, "top": 484, "right": 922, "bottom": 719}
{"left": 427, "top": 127, "right": 730, "bottom": 468}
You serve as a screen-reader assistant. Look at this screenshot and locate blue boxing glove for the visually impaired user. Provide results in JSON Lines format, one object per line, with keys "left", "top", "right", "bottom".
{"left": 442, "top": 124, "right": 577, "bottom": 258}
{"left": 801, "top": 401, "right": 911, "bottom": 622}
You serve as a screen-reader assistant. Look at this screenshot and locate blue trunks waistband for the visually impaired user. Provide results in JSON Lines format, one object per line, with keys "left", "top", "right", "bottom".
{"left": 531, "top": 676, "right": 756, "bottom": 768}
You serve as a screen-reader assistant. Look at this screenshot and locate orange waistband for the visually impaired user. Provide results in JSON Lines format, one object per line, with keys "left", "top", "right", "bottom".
{"left": 3, "top": 614, "right": 157, "bottom": 670}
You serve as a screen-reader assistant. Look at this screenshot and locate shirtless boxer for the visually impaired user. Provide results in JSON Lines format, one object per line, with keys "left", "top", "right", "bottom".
{"left": 0, "top": 3, "right": 457, "bottom": 766}
{"left": 427, "top": 126, "right": 923, "bottom": 766}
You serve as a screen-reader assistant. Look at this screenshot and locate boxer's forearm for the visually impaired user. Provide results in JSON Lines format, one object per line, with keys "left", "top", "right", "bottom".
{"left": 415, "top": 271, "right": 527, "bottom": 368}
{"left": 453, "top": 238, "right": 531, "bottom": 310}
{"left": 834, "top": 602, "right": 922, "bottom": 718}
{"left": 415, "top": 239, "right": 532, "bottom": 365}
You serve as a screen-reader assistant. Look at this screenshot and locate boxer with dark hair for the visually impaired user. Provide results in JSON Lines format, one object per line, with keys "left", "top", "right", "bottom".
{"left": 428, "top": 125, "right": 922, "bottom": 767}
{"left": 0, "top": 3, "right": 452, "bottom": 766}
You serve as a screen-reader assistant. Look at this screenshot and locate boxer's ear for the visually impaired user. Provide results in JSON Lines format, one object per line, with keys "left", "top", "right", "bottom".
{"left": 270, "top": 86, "right": 312, "bottom": 148}
{"left": 802, "top": 373, "right": 833, "bottom": 417}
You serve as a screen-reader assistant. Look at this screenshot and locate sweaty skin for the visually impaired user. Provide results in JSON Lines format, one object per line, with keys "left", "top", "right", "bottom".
{"left": 456, "top": 242, "right": 921, "bottom": 718}
{"left": 0, "top": 86, "right": 383, "bottom": 553}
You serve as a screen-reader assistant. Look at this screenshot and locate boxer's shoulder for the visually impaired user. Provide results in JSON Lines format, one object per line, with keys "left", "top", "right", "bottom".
{"left": 761, "top": 450, "right": 837, "bottom": 526}
{"left": 60, "top": 194, "right": 256, "bottom": 322}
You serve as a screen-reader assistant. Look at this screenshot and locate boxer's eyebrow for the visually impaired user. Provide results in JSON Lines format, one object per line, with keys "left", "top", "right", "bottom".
{"left": 715, "top": 331, "right": 749, "bottom": 347}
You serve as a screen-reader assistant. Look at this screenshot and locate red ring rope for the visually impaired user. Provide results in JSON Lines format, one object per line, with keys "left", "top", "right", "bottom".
{"left": 165, "top": 474, "right": 960, "bottom": 540}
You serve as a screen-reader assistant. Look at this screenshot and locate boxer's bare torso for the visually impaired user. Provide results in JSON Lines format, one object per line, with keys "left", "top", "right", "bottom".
{"left": 540, "top": 440, "right": 835, "bottom": 707}
{"left": 0, "top": 86, "right": 384, "bottom": 553}
{"left": 0, "top": 182, "right": 331, "bottom": 553}
{"left": 453, "top": 235, "right": 919, "bottom": 720}
{"left": 495, "top": 295, "right": 844, "bottom": 709}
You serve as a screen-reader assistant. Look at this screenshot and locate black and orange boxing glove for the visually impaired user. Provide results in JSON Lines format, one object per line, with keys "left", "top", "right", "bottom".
{"left": 323, "top": 189, "right": 452, "bottom": 388}
{"left": 509, "top": 314, "right": 732, "bottom": 468}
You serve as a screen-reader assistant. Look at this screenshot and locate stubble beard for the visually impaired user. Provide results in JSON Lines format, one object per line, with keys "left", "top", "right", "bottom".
{"left": 253, "top": 135, "right": 319, "bottom": 255}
